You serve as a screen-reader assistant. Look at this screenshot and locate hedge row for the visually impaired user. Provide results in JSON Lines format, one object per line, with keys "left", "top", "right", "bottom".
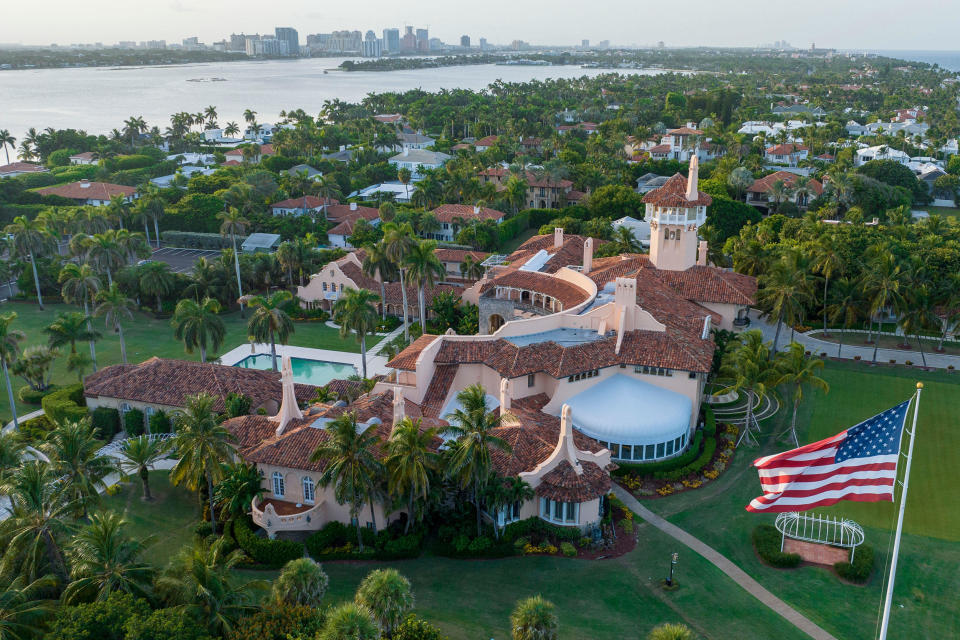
{"left": 41, "top": 383, "right": 87, "bottom": 425}
{"left": 752, "top": 525, "right": 802, "bottom": 568}
{"left": 18, "top": 385, "right": 58, "bottom": 405}
{"left": 652, "top": 435, "right": 717, "bottom": 481}
{"left": 835, "top": 545, "right": 874, "bottom": 583}
{"left": 159, "top": 231, "right": 248, "bottom": 250}
{"left": 124, "top": 408, "right": 146, "bottom": 436}
{"left": 502, "top": 517, "right": 583, "bottom": 544}
{"left": 611, "top": 431, "right": 704, "bottom": 478}
{"left": 304, "top": 520, "right": 423, "bottom": 561}
{"left": 233, "top": 517, "right": 304, "bottom": 568}
{"left": 91, "top": 407, "right": 121, "bottom": 440}
{"left": 18, "top": 414, "right": 56, "bottom": 442}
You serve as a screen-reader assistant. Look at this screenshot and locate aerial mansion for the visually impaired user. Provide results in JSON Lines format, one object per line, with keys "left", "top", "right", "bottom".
{"left": 226, "top": 157, "right": 756, "bottom": 537}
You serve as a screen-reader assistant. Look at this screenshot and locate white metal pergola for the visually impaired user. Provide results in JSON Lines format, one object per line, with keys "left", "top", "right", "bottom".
{"left": 775, "top": 511, "right": 865, "bottom": 562}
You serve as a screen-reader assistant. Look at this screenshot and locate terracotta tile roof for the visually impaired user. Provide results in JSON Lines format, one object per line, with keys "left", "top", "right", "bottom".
{"left": 327, "top": 210, "right": 380, "bottom": 237}
{"left": 270, "top": 196, "right": 324, "bottom": 209}
{"left": 431, "top": 204, "right": 505, "bottom": 223}
{"left": 434, "top": 249, "right": 490, "bottom": 264}
{"left": 535, "top": 460, "right": 611, "bottom": 502}
{"left": 84, "top": 357, "right": 316, "bottom": 412}
{"left": 520, "top": 137, "right": 543, "bottom": 147}
{"left": 765, "top": 143, "right": 808, "bottom": 155}
{"left": 479, "top": 270, "right": 589, "bottom": 308}
{"left": 649, "top": 144, "right": 672, "bottom": 154}
{"left": 420, "top": 364, "right": 457, "bottom": 417}
{"left": 0, "top": 162, "right": 46, "bottom": 175}
{"left": 653, "top": 266, "right": 758, "bottom": 306}
{"left": 226, "top": 143, "right": 274, "bottom": 157}
{"left": 474, "top": 135, "right": 499, "bottom": 147}
{"left": 37, "top": 181, "right": 136, "bottom": 202}
{"left": 507, "top": 233, "right": 595, "bottom": 274}
{"left": 666, "top": 127, "right": 704, "bottom": 135}
{"left": 324, "top": 203, "right": 379, "bottom": 223}
{"left": 565, "top": 189, "right": 586, "bottom": 201}
{"left": 339, "top": 261, "right": 461, "bottom": 308}
{"left": 222, "top": 160, "right": 242, "bottom": 166}
{"left": 747, "top": 171, "right": 823, "bottom": 195}
{"left": 69, "top": 152, "right": 97, "bottom": 160}
{"left": 387, "top": 334, "right": 440, "bottom": 370}
{"left": 324, "top": 378, "right": 366, "bottom": 399}
{"left": 641, "top": 173, "right": 712, "bottom": 207}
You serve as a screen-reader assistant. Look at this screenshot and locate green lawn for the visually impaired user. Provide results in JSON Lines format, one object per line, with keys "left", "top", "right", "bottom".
{"left": 498, "top": 228, "right": 538, "bottom": 254}
{"left": 918, "top": 206, "right": 959, "bottom": 219}
{"left": 0, "top": 300, "right": 378, "bottom": 424}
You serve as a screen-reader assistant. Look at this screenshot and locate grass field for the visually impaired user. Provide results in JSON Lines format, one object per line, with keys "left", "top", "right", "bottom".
{"left": 0, "top": 300, "right": 377, "bottom": 424}
{"left": 498, "top": 228, "right": 539, "bottom": 254}
{"left": 918, "top": 205, "right": 959, "bottom": 219}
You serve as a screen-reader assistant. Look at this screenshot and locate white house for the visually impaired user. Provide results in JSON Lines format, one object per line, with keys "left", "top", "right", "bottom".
{"left": 350, "top": 181, "right": 413, "bottom": 203}
{"left": 36, "top": 180, "right": 138, "bottom": 206}
{"left": 269, "top": 196, "right": 328, "bottom": 217}
{"left": 150, "top": 165, "right": 215, "bottom": 188}
{"left": 764, "top": 143, "right": 809, "bottom": 167}
{"left": 166, "top": 152, "right": 216, "bottom": 166}
{"left": 612, "top": 216, "right": 651, "bottom": 248}
{"left": 854, "top": 146, "right": 910, "bottom": 167}
{"left": 69, "top": 152, "right": 98, "bottom": 165}
{"left": 0, "top": 162, "right": 48, "bottom": 178}
{"left": 389, "top": 149, "right": 451, "bottom": 179}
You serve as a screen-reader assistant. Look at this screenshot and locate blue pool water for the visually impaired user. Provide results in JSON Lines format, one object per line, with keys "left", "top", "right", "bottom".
{"left": 233, "top": 354, "right": 356, "bottom": 387}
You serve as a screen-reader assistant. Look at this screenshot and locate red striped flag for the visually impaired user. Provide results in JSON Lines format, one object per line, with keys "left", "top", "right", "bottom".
{"left": 747, "top": 400, "right": 911, "bottom": 513}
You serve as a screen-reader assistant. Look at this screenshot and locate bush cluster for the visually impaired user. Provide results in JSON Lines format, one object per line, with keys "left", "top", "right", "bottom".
{"left": 160, "top": 230, "right": 246, "bottom": 249}
{"left": 392, "top": 614, "right": 449, "bottom": 640}
{"left": 304, "top": 520, "right": 424, "bottom": 561}
{"left": 652, "top": 435, "right": 717, "bottom": 481}
{"left": 124, "top": 408, "right": 145, "bottom": 436}
{"left": 18, "top": 414, "right": 56, "bottom": 441}
{"left": 834, "top": 545, "right": 875, "bottom": 583}
{"left": 18, "top": 384, "right": 57, "bottom": 405}
{"left": 233, "top": 518, "right": 304, "bottom": 569}
{"left": 91, "top": 407, "right": 122, "bottom": 440}
{"left": 148, "top": 410, "right": 171, "bottom": 433}
{"left": 42, "top": 383, "right": 87, "bottom": 425}
{"left": 752, "top": 525, "right": 802, "bottom": 568}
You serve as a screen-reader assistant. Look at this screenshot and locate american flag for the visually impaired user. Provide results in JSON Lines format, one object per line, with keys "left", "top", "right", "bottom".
{"left": 746, "top": 400, "right": 911, "bottom": 513}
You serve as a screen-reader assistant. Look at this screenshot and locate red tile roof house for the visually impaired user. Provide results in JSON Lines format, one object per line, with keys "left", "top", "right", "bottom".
{"left": 478, "top": 167, "right": 576, "bottom": 209}
{"left": 473, "top": 135, "right": 499, "bottom": 152}
{"left": 269, "top": 195, "right": 329, "bottom": 217}
{"left": 0, "top": 162, "right": 48, "bottom": 178}
{"left": 746, "top": 171, "right": 823, "bottom": 211}
{"left": 37, "top": 180, "right": 138, "bottom": 206}
{"left": 763, "top": 143, "right": 809, "bottom": 167}
{"left": 427, "top": 204, "right": 506, "bottom": 242}
{"left": 224, "top": 143, "right": 275, "bottom": 164}
{"left": 434, "top": 248, "right": 490, "bottom": 281}
{"left": 69, "top": 151, "right": 98, "bottom": 165}
{"left": 327, "top": 208, "right": 380, "bottom": 248}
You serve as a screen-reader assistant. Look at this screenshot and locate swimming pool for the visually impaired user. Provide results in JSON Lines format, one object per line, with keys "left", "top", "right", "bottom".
{"left": 233, "top": 354, "right": 356, "bottom": 387}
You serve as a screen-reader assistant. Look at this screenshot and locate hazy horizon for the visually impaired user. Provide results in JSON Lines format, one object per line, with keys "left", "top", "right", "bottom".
{"left": 3, "top": 0, "right": 960, "bottom": 50}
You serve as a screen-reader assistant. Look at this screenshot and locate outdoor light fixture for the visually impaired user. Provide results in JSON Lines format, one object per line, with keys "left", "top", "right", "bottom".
{"left": 667, "top": 552, "right": 679, "bottom": 586}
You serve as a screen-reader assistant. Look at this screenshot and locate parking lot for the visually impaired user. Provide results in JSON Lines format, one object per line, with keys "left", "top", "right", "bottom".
{"left": 149, "top": 247, "right": 223, "bottom": 273}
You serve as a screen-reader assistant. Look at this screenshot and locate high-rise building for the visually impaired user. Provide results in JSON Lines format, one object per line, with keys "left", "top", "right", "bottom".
{"left": 479, "top": 37, "right": 488, "bottom": 51}
{"left": 383, "top": 28, "right": 400, "bottom": 53}
{"left": 329, "top": 30, "right": 362, "bottom": 53}
{"left": 460, "top": 35, "right": 470, "bottom": 48}
{"left": 182, "top": 36, "right": 201, "bottom": 50}
{"left": 598, "top": 39, "right": 610, "bottom": 49}
{"left": 363, "top": 31, "right": 382, "bottom": 57}
{"left": 416, "top": 28, "right": 429, "bottom": 52}
{"left": 244, "top": 34, "right": 261, "bottom": 56}
{"left": 581, "top": 39, "right": 590, "bottom": 48}
{"left": 401, "top": 26, "right": 417, "bottom": 52}
{"left": 275, "top": 27, "right": 299, "bottom": 56}
{"left": 306, "top": 33, "right": 331, "bottom": 53}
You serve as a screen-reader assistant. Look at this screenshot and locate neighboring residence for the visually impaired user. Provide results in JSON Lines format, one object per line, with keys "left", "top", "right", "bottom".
{"left": 635, "top": 172, "right": 670, "bottom": 194}
{"left": 150, "top": 165, "right": 215, "bottom": 189}
{"left": 764, "top": 143, "right": 809, "bottom": 167}
{"left": 426, "top": 204, "right": 506, "bottom": 242}
{"left": 69, "top": 151, "right": 98, "bottom": 165}
{"left": 0, "top": 162, "right": 48, "bottom": 178}
{"left": 324, "top": 202, "right": 380, "bottom": 225}
{"left": 435, "top": 248, "right": 490, "bottom": 281}
{"left": 270, "top": 195, "right": 330, "bottom": 217}
{"left": 350, "top": 181, "right": 413, "bottom": 203}
{"left": 519, "top": 137, "right": 543, "bottom": 153}
{"left": 377, "top": 131, "right": 436, "bottom": 153}
{"left": 321, "top": 146, "right": 355, "bottom": 163}
{"left": 474, "top": 135, "right": 499, "bottom": 152}
{"left": 854, "top": 145, "right": 910, "bottom": 167}
{"left": 37, "top": 180, "right": 138, "bottom": 206}
{"left": 478, "top": 167, "right": 576, "bottom": 209}
{"left": 556, "top": 122, "right": 598, "bottom": 135}
{"left": 772, "top": 104, "right": 827, "bottom": 118}
{"left": 388, "top": 148, "right": 451, "bottom": 179}
{"left": 373, "top": 113, "right": 405, "bottom": 124}
{"left": 746, "top": 171, "right": 823, "bottom": 212}
{"left": 652, "top": 124, "right": 720, "bottom": 162}
{"left": 612, "top": 216, "right": 651, "bottom": 248}
{"left": 224, "top": 143, "right": 275, "bottom": 164}
{"left": 286, "top": 164, "right": 323, "bottom": 180}
{"left": 244, "top": 122, "right": 278, "bottom": 141}
{"left": 84, "top": 356, "right": 316, "bottom": 423}
{"left": 166, "top": 152, "right": 216, "bottom": 166}
{"left": 894, "top": 107, "right": 925, "bottom": 123}
{"left": 919, "top": 167, "right": 955, "bottom": 207}
{"left": 241, "top": 233, "right": 282, "bottom": 254}
{"left": 327, "top": 209, "right": 381, "bottom": 248}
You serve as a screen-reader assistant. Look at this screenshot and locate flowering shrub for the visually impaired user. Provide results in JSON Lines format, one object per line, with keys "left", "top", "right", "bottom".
{"left": 657, "top": 485, "right": 674, "bottom": 496}
{"left": 561, "top": 542, "right": 577, "bottom": 557}
{"left": 704, "top": 469, "right": 719, "bottom": 480}
{"left": 681, "top": 479, "right": 702, "bottom": 489}
{"left": 523, "top": 543, "right": 559, "bottom": 555}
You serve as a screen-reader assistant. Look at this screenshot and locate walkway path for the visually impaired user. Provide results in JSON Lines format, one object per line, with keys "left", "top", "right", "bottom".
{"left": 3, "top": 409, "right": 44, "bottom": 435}
{"left": 612, "top": 485, "right": 838, "bottom": 640}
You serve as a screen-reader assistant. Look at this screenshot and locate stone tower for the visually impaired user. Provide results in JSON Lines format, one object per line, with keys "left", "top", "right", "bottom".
{"left": 641, "top": 156, "right": 712, "bottom": 271}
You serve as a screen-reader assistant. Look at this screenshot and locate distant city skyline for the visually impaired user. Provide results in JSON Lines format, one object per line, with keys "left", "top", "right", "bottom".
{"left": 4, "top": 0, "right": 960, "bottom": 50}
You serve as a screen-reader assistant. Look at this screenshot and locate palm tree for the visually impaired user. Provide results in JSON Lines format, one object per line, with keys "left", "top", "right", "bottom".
{"left": 157, "top": 537, "right": 264, "bottom": 637}
{"left": 382, "top": 222, "right": 418, "bottom": 343}
{"left": 503, "top": 175, "right": 528, "bottom": 213}
{"left": 310, "top": 412, "right": 383, "bottom": 550}
{"left": 58, "top": 263, "right": 102, "bottom": 371}
{"left": 332, "top": 288, "right": 380, "bottom": 379}
{"left": 106, "top": 194, "right": 131, "bottom": 230}
{"left": 811, "top": 234, "right": 844, "bottom": 336}
{"left": 116, "top": 435, "right": 173, "bottom": 501}
{"left": 860, "top": 253, "right": 905, "bottom": 363}
{"left": 212, "top": 462, "right": 265, "bottom": 522}
{"left": 0, "top": 461, "right": 72, "bottom": 582}
{"left": 772, "top": 342, "right": 830, "bottom": 447}
{"left": 171, "top": 393, "right": 235, "bottom": 536}
{"left": 94, "top": 284, "right": 135, "bottom": 364}
{"left": 355, "top": 568, "right": 414, "bottom": 637}
{"left": 245, "top": 290, "right": 295, "bottom": 372}
{"left": 0, "top": 129, "right": 15, "bottom": 164}
{"left": 217, "top": 207, "right": 248, "bottom": 316}
{"left": 445, "top": 384, "right": 511, "bottom": 536}
{"left": 767, "top": 179, "right": 790, "bottom": 214}
{"left": 459, "top": 255, "right": 486, "bottom": 281}
{"left": 272, "top": 558, "right": 329, "bottom": 607}
{"left": 319, "top": 602, "right": 379, "bottom": 640}
{"left": 44, "top": 311, "right": 99, "bottom": 360}
{"left": 224, "top": 122, "right": 240, "bottom": 137}
{"left": 5, "top": 215, "right": 54, "bottom": 309}
{"left": 406, "top": 239, "right": 445, "bottom": 329}
{"left": 898, "top": 284, "right": 939, "bottom": 368}
{"left": 397, "top": 167, "right": 413, "bottom": 201}
{"left": 719, "top": 330, "right": 774, "bottom": 446}
{"left": 362, "top": 242, "right": 396, "bottom": 320}
{"left": 41, "top": 419, "right": 114, "bottom": 517}
{"left": 138, "top": 260, "right": 175, "bottom": 313}
{"left": 275, "top": 241, "right": 300, "bottom": 287}
{"left": 0, "top": 575, "right": 55, "bottom": 640}
{"left": 0, "top": 431, "right": 25, "bottom": 492}
{"left": 757, "top": 249, "right": 814, "bottom": 353}
{"left": 62, "top": 512, "right": 155, "bottom": 604}
{"left": 826, "top": 277, "right": 862, "bottom": 358}
{"left": 510, "top": 595, "right": 558, "bottom": 640}
{"left": 0, "top": 312, "right": 26, "bottom": 431}
{"left": 79, "top": 230, "right": 124, "bottom": 286}
{"left": 727, "top": 166, "right": 754, "bottom": 200}
{"left": 384, "top": 418, "right": 438, "bottom": 533}
{"left": 172, "top": 297, "right": 226, "bottom": 363}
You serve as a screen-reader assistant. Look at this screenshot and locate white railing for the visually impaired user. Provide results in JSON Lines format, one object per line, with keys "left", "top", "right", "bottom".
{"left": 251, "top": 495, "right": 325, "bottom": 532}
{"left": 775, "top": 511, "right": 865, "bottom": 560}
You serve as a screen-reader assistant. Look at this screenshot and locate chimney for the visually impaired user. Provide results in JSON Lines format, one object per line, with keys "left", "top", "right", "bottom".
{"left": 350, "top": 202, "right": 358, "bottom": 211}
{"left": 499, "top": 378, "right": 512, "bottom": 413}
{"left": 80, "top": 179, "right": 90, "bottom": 188}
{"left": 473, "top": 205, "right": 481, "bottom": 214}
{"left": 559, "top": 405, "right": 583, "bottom": 475}
{"left": 553, "top": 226, "right": 564, "bottom": 248}
{"left": 269, "top": 356, "right": 304, "bottom": 437}
{"left": 614, "top": 276, "right": 636, "bottom": 309}
{"left": 697, "top": 240, "right": 709, "bottom": 266}
{"left": 392, "top": 385, "right": 405, "bottom": 427}
{"left": 583, "top": 237, "right": 593, "bottom": 274}
{"left": 685, "top": 155, "right": 699, "bottom": 201}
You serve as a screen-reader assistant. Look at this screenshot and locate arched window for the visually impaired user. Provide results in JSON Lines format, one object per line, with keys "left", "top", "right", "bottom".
{"left": 272, "top": 472, "right": 285, "bottom": 497}
{"left": 302, "top": 476, "right": 315, "bottom": 504}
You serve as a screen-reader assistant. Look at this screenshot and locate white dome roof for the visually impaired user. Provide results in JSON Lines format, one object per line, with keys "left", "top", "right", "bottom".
{"left": 565, "top": 374, "right": 691, "bottom": 445}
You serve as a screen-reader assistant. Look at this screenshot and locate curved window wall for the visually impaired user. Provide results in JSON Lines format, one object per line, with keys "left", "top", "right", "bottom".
{"left": 597, "top": 433, "right": 687, "bottom": 462}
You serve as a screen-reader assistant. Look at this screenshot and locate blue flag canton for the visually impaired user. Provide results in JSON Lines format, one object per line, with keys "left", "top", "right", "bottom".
{"left": 835, "top": 400, "right": 910, "bottom": 463}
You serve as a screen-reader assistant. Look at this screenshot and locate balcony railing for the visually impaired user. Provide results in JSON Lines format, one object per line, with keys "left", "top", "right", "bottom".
{"left": 251, "top": 496, "right": 324, "bottom": 532}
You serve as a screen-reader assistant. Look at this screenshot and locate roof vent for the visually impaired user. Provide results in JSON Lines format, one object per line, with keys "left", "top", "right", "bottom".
{"left": 80, "top": 179, "right": 90, "bottom": 188}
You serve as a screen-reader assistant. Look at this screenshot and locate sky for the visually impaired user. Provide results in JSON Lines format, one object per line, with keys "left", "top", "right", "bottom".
{"left": 3, "top": 0, "right": 960, "bottom": 50}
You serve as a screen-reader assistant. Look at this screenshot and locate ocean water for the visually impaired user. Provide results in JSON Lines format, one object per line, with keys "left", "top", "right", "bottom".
{"left": 867, "top": 50, "right": 960, "bottom": 72}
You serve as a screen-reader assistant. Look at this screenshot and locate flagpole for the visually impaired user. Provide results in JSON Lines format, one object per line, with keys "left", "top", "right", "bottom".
{"left": 878, "top": 382, "right": 922, "bottom": 640}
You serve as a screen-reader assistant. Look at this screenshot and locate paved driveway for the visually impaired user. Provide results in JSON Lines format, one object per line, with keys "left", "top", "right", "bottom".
{"left": 150, "top": 247, "right": 222, "bottom": 273}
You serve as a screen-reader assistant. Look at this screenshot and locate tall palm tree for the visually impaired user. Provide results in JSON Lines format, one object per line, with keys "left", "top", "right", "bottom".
{"left": 58, "top": 263, "right": 102, "bottom": 371}
{"left": 354, "top": 568, "right": 414, "bottom": 637}
{"left": 224, "top": 122, "right": 240, "bottom": 137}
{"left": 362, "top": 242, "right": 396, "bottom": 320}
{"left": 757, "top": 249, "right": 814, "bottom": 353}
{"left": 62, "top": 512, "right": 155, "bottom": 604}
{"left": 0, "top": 431, "right": 25, "bottom": 493}
{"left": 138, "top": 260, "right": 175, "bottom": 313}
{"left": 245, "top": 290, "right": 295, "bottom": 372}
{"left": 382, "top": 222, "right": 418, "bottom": 343}
{"left": 397, "top": 167, "right": 413, "bottom": 201}
{"left": 0, "top": 129, "right": 15, "bottom": 164}
{"left": 0, "top": 575, "right": 55, "bottom": 640}
{"left": 772, "top": 342, "right": 830, "bottom": 447}
{"left": 860, "top": 253, "right": 905, "bottom": 363}
{"left": 171, "top": 393, "right": 235, "bottom": 536}
{"left": 116, "top": 435, "right": 173, "bottom": 501}
{"left": 5, "top": 215, "right": 54, "bottom": 309}
{"left": 217, "top": 207, "right": 248, "bottom": 316}
{"left": 0, "top": 312, "right": 26, "bottom": 431}
{"left": 41, "top": 419, "right": 114, "bottom": 517}
{"left": 43, "top": 311, "right": 99, "bottom": 359}
{"left": 310, "top": 412, "right": 383, "bottom": 550}
{"left": 212, "top": 462, "right": 264, "bottom": 522}
{"left": 172, "top": 297, "right": 226, "bottom": 363}
{"left": 445, "top": 384, "right": 511, "bottom": 536}
{"left": 157, "top": 537, "right": 264, "bottom": 637}
{"left": 94, "top": 284, "right": 135, "bottom": 364}
{"left": 405, "top": 239, "right": 445, "bottom": 329}
{"left": 275, "top": 241, "right": 300, "bottom": 287}
{"left": 811, "top": 234, "right": 844, "bottom": 336}
{"left": 332, "top": 288, "right": 380, "bottom": 379}
{"left": 719, "top": 330, "right": 774, "bottom": 446}
{"left": 384, "top": 418, "right": 438, "bottom": 533}
{"left": 898, "top": 284, "right": 939, "bottom": 368}
{"left": 826, "top": 277, "right": 862, "bottom": 358}
{"left": 503, "top": 175, "right": 528, "bottom": 213}
{"left": 510, "top": 595, "right": 558, "bottom": 640}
